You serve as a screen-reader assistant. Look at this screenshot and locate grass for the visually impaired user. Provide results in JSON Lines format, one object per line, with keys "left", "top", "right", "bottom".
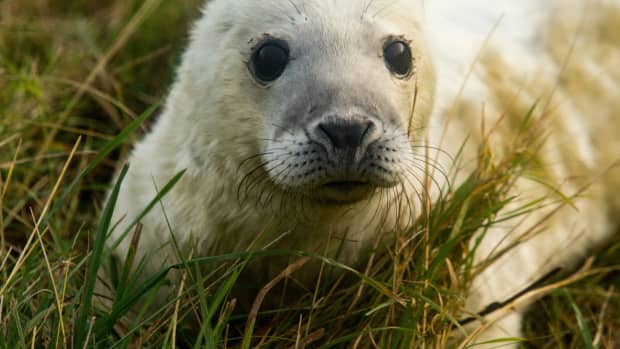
{"left": 1, "top": 1, "right": 619, "bottom": 348}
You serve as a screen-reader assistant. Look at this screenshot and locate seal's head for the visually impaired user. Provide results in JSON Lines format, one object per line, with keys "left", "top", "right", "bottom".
{"left": 175, "top": 0, "right": 435, "bottom": 207}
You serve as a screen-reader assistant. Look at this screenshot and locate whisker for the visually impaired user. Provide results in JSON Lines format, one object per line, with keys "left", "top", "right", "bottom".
{"left": 248, "top": 160, "right": 290, "bottom": 199}
{"left": 237, "top": 152, "right": 274, "bottom": 173}
{"left": 399, "top": 165, "right": 432, "bottom": 208}
{"left": 404, "top": 157, "right": 451, "bottom": 195}
{"left": 286, "top": 0, "right": 303, "bottom": 16}
{"left": 362, "top": 0, "right": 377, "bottom": 19}
{"left": 397, "top": 181, "right": 416, "bottom": 229}
{"left": 366, "top": 186, "right": 387, "bottom": 227}
{"left": 237, "top": 160, "right": 271, "bottom": 203}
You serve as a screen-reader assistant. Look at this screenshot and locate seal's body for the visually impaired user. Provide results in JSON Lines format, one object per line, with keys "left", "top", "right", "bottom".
{"left": 107, "top": 0, "right": 620, "bottom": 346}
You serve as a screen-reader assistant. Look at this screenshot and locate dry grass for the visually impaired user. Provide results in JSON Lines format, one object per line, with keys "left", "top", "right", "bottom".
{"left": 0, "top": 1, "right": 618, "bottom": 348}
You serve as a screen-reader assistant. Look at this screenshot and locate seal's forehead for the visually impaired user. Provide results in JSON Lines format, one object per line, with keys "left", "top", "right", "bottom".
{"left": 255, "top": 0, "right": 425, "bottom": 20}
{"left": 204, "top": 0, "right": 424, "bottom": 37}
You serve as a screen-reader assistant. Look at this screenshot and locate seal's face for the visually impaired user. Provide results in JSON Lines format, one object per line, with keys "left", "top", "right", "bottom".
{"left": 236, "top": 2, "right": 434, "bottom": 205}
{"left": 184, "top": 1, "right": 434, "bottom": 207}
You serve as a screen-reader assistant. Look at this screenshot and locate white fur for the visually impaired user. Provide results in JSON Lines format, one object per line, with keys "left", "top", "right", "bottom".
{"left": 107, "top": 0, "right": 619, "bottom": 347}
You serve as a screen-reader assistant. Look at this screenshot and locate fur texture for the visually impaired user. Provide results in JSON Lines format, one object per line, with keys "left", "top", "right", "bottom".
{"left": 106, "top": 0, "right": 620, "bottom": 346}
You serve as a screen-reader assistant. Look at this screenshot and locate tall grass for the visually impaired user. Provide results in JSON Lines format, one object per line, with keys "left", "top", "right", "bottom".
{"left": 1, "top": 1, "right": 619, "bottom": 348}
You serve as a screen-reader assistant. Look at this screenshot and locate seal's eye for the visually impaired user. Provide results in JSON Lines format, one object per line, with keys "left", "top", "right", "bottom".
{"left": 383, "top": 40, "right": 413, "bottom": 77}
{"left": 250, "top": 39, "right": 290, "bottom": 83}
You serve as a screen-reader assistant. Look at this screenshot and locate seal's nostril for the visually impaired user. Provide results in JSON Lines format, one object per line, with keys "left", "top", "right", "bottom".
{"left": 317, "top": 120, "right": 373, "bottom": 149}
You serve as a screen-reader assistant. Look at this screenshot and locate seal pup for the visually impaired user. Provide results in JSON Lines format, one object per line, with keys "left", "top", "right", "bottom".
{"left": 105, "top": 0, "right": 620, "bottom": 346}
{"left": 107, "top": 0, "right": 436, "bottom": 290}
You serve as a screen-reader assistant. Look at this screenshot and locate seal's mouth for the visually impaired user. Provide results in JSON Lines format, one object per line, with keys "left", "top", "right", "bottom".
{"left": 323, "top": 181, "right": 369, "bottom": 191}
{"left": 312, "top": 180, "right": 375, "bottom": 205}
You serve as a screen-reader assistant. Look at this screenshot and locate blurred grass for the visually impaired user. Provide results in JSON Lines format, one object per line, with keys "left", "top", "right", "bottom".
{"left": 0, "top": 1, "right": 618, "bottom": 348}
{"left": 0, "top": 0, "right": 202, "bottom": 242}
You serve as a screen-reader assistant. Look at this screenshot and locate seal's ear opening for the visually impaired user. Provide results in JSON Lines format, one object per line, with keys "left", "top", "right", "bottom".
{"left": 249, "top": 38, "right": 290, "bottom": 84}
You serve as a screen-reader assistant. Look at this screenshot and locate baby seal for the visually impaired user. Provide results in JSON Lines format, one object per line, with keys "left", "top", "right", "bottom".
{"left": 108, "top": 0, "right": 435, "bottom": 287}
{"left": 106, "top": 0, "right": 620, "bottom": 346}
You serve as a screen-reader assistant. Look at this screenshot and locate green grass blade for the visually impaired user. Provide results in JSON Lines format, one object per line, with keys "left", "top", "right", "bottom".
{"left": 74, "top": 164, "right": 130, "bottom": 348}
{"left": 93, "top": 169, "right": 185, "bottom": 340}
{"left": 40, "top": 103, "right": 158, "bottom": 233}
{"left": 93, "top": 265, "right": 171, "bottom": 338}
{"left": 568, "top": 291, "right": 595, "bottom": 349}
{"left": 108, "top": 169, "right": 187, "bottom": 251}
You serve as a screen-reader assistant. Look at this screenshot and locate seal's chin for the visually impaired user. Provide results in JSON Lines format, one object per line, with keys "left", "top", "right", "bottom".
{"left": 311, "top": 181, "right": 376, "bottom": 205}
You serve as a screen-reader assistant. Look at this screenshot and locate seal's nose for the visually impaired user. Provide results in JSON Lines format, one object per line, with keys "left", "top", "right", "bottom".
{"left": 317, "top": 119, "right": 374, "bottom": 149}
